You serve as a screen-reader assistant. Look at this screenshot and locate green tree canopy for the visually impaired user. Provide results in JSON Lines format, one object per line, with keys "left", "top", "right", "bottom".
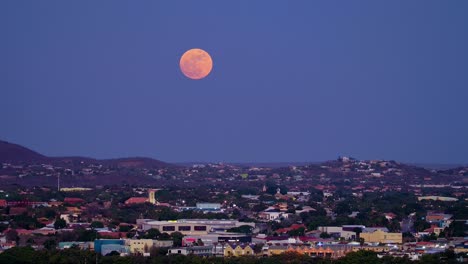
{"left": 54, "top": 218, "right": 67, "bottom": 229}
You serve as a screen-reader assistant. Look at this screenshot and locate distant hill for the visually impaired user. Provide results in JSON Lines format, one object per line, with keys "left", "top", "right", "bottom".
{"left": 0, "top": 140, "right": 47, "bottom": 163}
{"left": 0, "top": 140, "right": 173, "bottom": 168}
{"left": 100, "top": 157, "right": 171, "bottom": 168}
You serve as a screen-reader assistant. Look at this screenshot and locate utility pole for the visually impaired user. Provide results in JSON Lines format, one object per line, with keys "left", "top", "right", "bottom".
{"left": 57, "top": 173, "right": 60, "bottom": 192}
{"left": 95, "top": 231, "right": 98, "bottom": 264}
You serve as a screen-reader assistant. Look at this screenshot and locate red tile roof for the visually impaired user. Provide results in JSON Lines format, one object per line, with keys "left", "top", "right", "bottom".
{"left": 124, "top": 197, "right": 148, "bottom": 205}
{"left": 64, "top": 198, "right": 85, "bottom": 204}
{"left": 276, "top": 224, "right": 306, "bottom": 234}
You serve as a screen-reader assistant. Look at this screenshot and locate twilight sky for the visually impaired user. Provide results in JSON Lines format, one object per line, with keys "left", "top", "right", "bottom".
{"left": 1, "top": 1, "right": 467, "bottom": 164}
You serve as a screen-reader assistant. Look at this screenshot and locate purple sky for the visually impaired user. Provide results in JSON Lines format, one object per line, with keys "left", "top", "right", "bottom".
{"left": 1, "top": 1, "right": 467, "bottom": 163}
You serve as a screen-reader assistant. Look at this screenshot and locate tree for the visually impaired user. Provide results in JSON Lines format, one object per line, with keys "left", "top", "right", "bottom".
{"left": 402, "top": 232, "right": 415, "bottom": 243}
{"left": 335, "top": 201, "right": 352, "bottom": 215}
{"left": 106, "top": 251, "right": 120, "bottom": 256}
{"left": 90, "top": 221, "right": 104, "bottom": 229}
{"left": 12, "top": 214, "right": 44, "bottom": 230}
{"left": 337, "top": 250, "right": 379, "bottom": 264}
{"left": 144, "top": 228, "right": 161, "bottom": 239}
{"left": 320, "top": 232, "right": 331, "bottom": 238}
{"left": 159, "top": 232, "right": 171, "bottom": 240}
{"left": 227, "top": 225, "right": 253, "bottom": 234}
{"left": 231, "top": 209, "right": 241, "bottom": 218}
{"left": 352, "top": 227, "right": 362, "bottom": 241}
{"left": 388, "top": 219, "right": 401, "bottom": 232}
{"left": 195, "top": 238, "right": 204, "bottom": 246}
{"left": 54, "top": 218, "right": 67, "bottom": 229}
{"left": 119, "top": 225, "right": 132, "bottom": 232}
{"left": 288, "top": 227, "right": 305, "bottom": 236}
{"left": 422, "top": 232, "right": 437, "bottom": 242}
{"left": 5, "top": 229, "right": 19, "bottom": 243}
{"left": 0, "top": 246, "right": 38, "bottom": 264}
{"left": 149, "top": 246, "right": 168, "bottom": 257}
{"left": 445, "top": 220, "right": 467, "bottom": 237}
{"left": 76, "top": 228, "right": 98, "bottom": 241}
{"left": 26, "top": 237, "right": 35, "bottom": 245}
{"left": 43, "top": 238, "right": 57, "bottom": 250}
{"left": 414, "top": 216, "right": 430, "bottom": 232}
{"left": 171, "top": 231, "right": 184, "bottom": 247}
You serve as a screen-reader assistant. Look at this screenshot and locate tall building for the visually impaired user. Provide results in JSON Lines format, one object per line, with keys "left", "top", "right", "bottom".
{"left": 148, "top": 189, "right": 157, "bottom": 205}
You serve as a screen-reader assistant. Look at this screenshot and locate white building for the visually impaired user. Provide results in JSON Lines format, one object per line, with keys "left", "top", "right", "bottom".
{"left": 139, "top": 219, "right": 255, "bottom": 235}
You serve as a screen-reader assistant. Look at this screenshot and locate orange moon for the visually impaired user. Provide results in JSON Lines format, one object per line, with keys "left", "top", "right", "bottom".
{"left": 179, "top": 48, "right": 213, "bottom": 80}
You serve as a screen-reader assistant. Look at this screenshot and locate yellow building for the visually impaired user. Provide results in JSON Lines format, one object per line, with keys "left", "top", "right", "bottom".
{"left": 265, "top": 245, "right": 341, "bottom": 258}
{"left": 267, "top": 245, "right": 288, "bottom": 256}
{"left": 60, "top": 187, "right": 93, "bottom": 192}
{"left": 352, "top": 245, "right": 394, "bottom": 252}
{"left": 360, "top": 230, "right": 402, "bottom": 244}
{"left": 286, "top": 246, "right": 335, "bottom": 258}
{"left": 417, "top": 196, "right": 458, "bottom": 202}
{"left": 126, "top": 239, "right": 154, "bottom": 254}
{"left": 224, "top": 244, "right": 254, "bottom": 257}
{"left": 148, "top": 189, "right": 157, "bottom": 204}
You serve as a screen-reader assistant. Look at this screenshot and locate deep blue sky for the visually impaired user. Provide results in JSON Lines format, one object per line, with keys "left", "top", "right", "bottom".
{"left": 1, "top": 1, "right": 467, "bottom": 163}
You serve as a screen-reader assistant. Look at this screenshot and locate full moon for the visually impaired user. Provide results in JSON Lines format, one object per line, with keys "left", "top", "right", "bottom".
{"left": 179, "top": 48, "right": 213, "bottom": 80}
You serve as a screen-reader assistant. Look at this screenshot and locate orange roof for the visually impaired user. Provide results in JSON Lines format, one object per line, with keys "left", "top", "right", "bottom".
{"left": 125, "top": 197, "right": 148, "bottom": 205}
{"left": 64, "top": 197, "right": 85, "bottom": 204}
{"left": 98, "top": 232, "right": 127, "bottom": 239}
{"left": 276, "top": 224, "right": 306, "bottom": 234}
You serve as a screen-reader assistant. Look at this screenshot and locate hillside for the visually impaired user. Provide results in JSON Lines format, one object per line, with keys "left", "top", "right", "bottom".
{"left": 0, "top": 140, "right": 173, "bottom": 168}
{"left": 0, "top": 140, "right": 46, "bottom": 163}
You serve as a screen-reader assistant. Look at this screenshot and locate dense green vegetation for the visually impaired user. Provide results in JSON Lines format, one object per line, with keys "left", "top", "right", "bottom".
{"left": 0, "top": 247, "right": 462, "bottom": 264}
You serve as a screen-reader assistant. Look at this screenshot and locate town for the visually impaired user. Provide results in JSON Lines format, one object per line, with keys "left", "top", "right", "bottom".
{"left": 0, "top": 143, "right": 466, "bottom": 263}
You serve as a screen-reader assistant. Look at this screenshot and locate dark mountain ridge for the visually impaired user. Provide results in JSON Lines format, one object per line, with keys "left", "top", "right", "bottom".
{"left": 0, "top": 140, "right": 47, "bottom": 163}
{"left": 0, "top": 140, "right": 173, "bottom": 168}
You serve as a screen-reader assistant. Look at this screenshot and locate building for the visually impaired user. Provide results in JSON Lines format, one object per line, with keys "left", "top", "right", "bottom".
{"left": 360, "top": 229, "right": 402, "bottom": 244}
{"left": 101, "top": 244, "right": 129, "bottom": 256}
{"left": 351, "top": 245, "right": 394, "bottom": 253}
{"left": 32, "top": 227, "right": 56, "bottom": 236}
{"left": 253, "top": 235, "right": 302, "bottom": 245}
{"left": 182, "top": 232, "right": 252, "bottom": 246}
{"left": 124, "top": 239, "right": 173, "bottom": 254}
{"left": 286, "top": 245, "right": 335, "bottom": 258}
{"left": 264, "top": 244, "right": 337, "bottom": 258}
{"left": 59, "top": 187, "right": 93, "bottom": 192}
{"left": 224, "top": 243, "right": 255, "bottom": 257}
{"left": 425, "top": 213, "right": 453, "bottom": 228}
{"left": 126, "top": 189, "right": 162, "bottom": 206}
{"left": 58, "top": 241, "right": 92, "bottom": 250}
{"left": 263, "top": 243, "right": 376, "bottom": 258}
{"left": 94, "top": 239, "right": 125, "bottom": 254}
{"left": 94, "top": 239, "right": 172, "bottom": 256}
{"left": 148, "top": 189, "right": 157, "bottom": 204}
{"left": 153, "top": 240, "right": 174, "bottom": 247}
{"left": 168, "top": 246, "right": 213, "bottom": 256}
{"left": 317, "top": 226, "right": 361, "bottom": 240}
{"left": 64, "top": 197, "right": 85, "bottom": 204}
{"left": 429, "top": 225, "right": 446, "bottom": 236}
{"left": 417, "top": 196, "right": 458, "bottom": 202}
{"left": 124, "top": 197, "right": 149, "bottom": 205}
{"left": 275, "top": 224, "right": 306, "bottom": 234}
{"left": 258, "top": 211, "right": 289, "bottom": 221}
{"left": 140, "top": 219, "right": 255, "bottom": 235}
{"left": 196, "top": 203, "right": 221, "bottom": 211}
{"left": 126, "top": 239, "right": 154, "bottom": 254}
